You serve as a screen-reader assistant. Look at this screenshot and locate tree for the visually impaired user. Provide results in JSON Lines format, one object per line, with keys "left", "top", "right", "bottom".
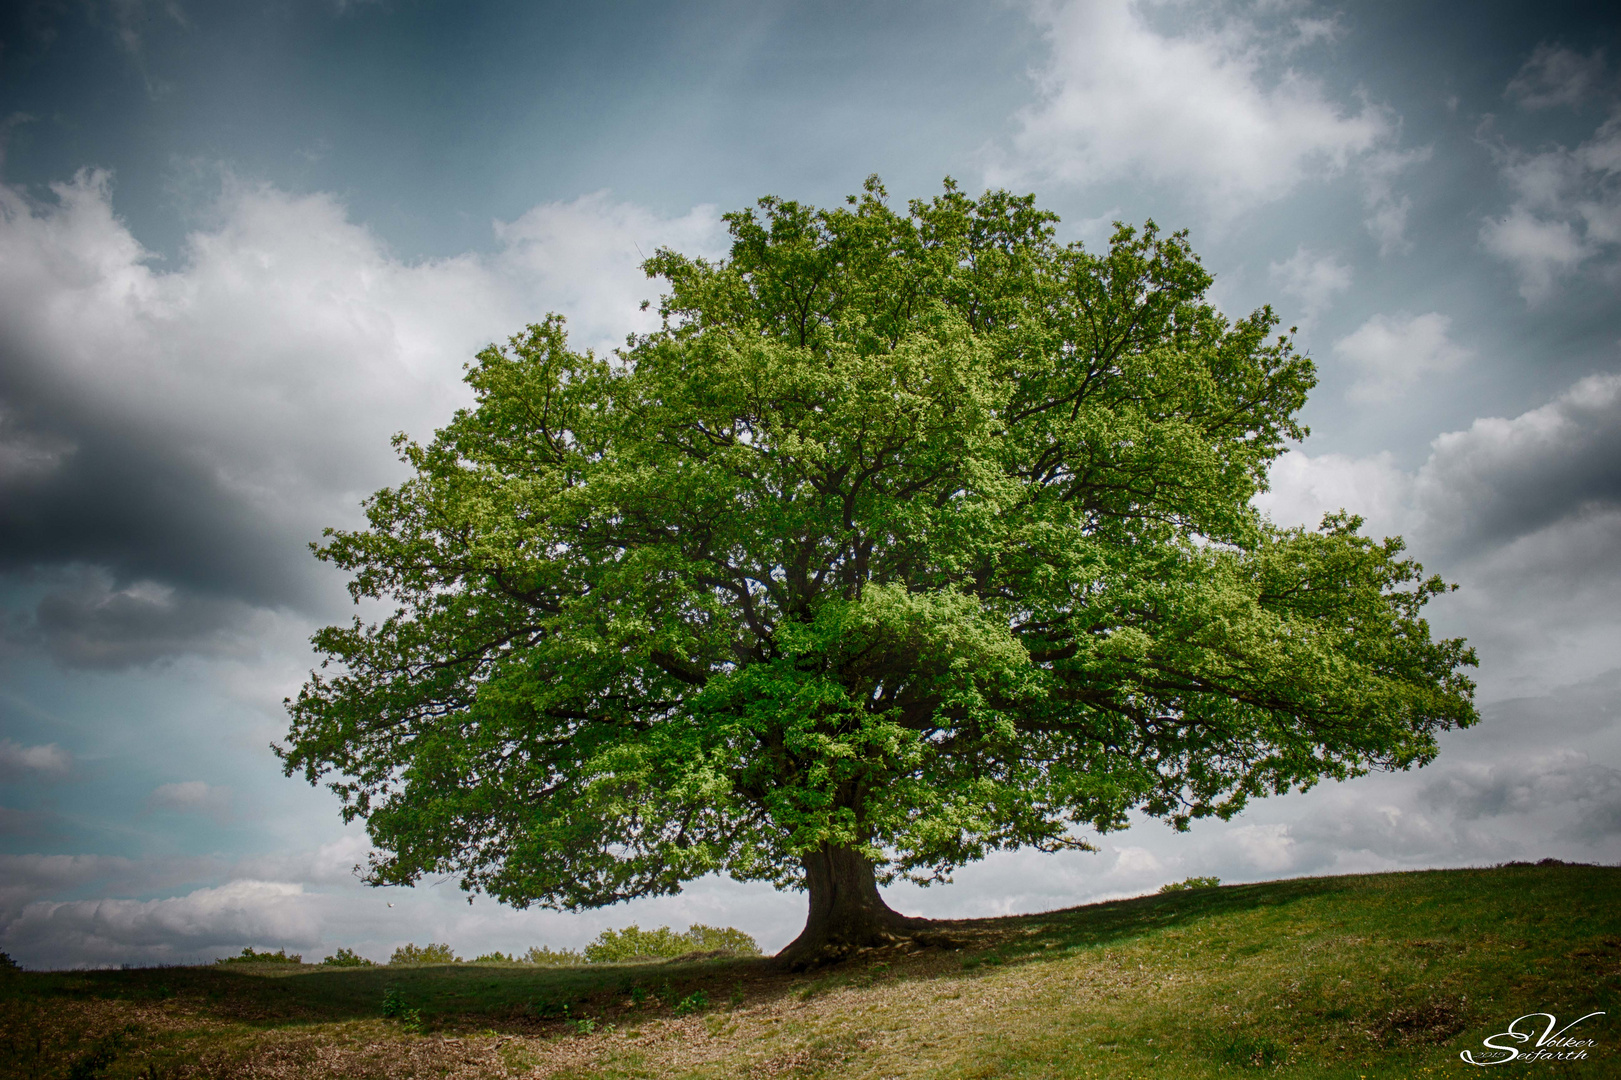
{"left": 280, "top": 178, "right": 1477, "bottom": 968}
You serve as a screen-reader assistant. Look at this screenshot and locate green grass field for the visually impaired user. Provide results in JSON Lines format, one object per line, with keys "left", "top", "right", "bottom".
{"left": 3, "top": 862, "right": 1616, "bottom": 1078}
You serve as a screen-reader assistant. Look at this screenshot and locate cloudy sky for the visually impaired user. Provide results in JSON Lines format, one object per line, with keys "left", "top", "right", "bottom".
{"left": 2, "top": 0, "right": 1618, "bottom": 970}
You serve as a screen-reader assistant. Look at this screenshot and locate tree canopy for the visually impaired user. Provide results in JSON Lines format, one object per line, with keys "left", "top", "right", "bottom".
{"left": 280, "top": 178, "right": 1477, "bottom": 965}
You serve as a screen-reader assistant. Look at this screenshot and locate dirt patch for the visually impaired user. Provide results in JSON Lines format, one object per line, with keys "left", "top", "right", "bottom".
{"left": 1376, "top": 996, "right": 1470, "bottom": 1045}
{"left": 758, "top": 1031, "right": 873, "bottom": 1077}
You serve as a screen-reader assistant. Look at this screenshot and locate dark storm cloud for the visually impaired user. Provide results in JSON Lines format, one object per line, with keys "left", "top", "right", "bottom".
{"left": 1416, "top": 373, "right": 1621, "bottom": 556}
{"left": 1262, "top": 371, "right": 1621, "bottom": 587}
{"left": 0, "top": 414, "right": 319, "bottom": 610}
{"left": 1421, "top": 755, "right": 1621, "bottom": 843}
{"left": 0, "top": 170, "right": 723, "bottom": 667}
{"left": 9, "top": 568, "right": 266, "bottom": 669}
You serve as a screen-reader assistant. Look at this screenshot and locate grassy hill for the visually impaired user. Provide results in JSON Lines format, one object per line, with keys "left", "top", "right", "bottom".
{"left": 3, "top": 863, "right": 1616, "bottom": 1078}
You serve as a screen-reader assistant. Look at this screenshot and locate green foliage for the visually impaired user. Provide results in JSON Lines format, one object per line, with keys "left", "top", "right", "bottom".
{"left": 319, "top": 947, "right": 375, "bottom": 967}
{"left": 522, "top": 945, "right": 587, "bottom": 966}
{"left": 472, "top": 951, "right": 515, "bottom": 963}
{"left": 582, "top": 924, "right": 760, "bottom": 962}
{"left": 281, "top": 176, "right": 1478, "bottom": 914}
{"left": 389, "top": 942, "right": 459, "bottom": 965}
{"left": 215, "top": 947, "right": 301, "bottom": 965}
{"left": 1159, "top": 876, "right": 1222, "bottom": 893}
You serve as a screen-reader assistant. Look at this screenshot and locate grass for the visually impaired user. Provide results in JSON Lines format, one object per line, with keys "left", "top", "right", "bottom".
{"left": 2, "top": 863, "right": 1616, "bottom": 1078}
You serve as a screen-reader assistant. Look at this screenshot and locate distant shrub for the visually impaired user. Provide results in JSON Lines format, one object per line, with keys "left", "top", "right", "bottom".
{"left": 390, "top": 942, "right": 460, "bottom": 965}
{"left": 472, "top": 951, "right": 516, "bottom": 963}
{"left": 321, "top": 948, "right": 376, "bottom": 967}
{"left": 583, "top": 924, "right": 761, "bottom": 963}
{"left": 1158, "top": 876, "right": 1221, "bottom": 893}
{"left": 217, "top": 947, "right": 302, "bottom": 964}
{"left": 682, "top": 924, "right": 762, "bottom": 956}
{"left": 524, "top": 945, "right": 588, "bottom": 966}
{"left": 0, "top": 951, "right": 19, "bottom": 974}
{"left": 584, "top": 925, "right": 686, "bottom": 963}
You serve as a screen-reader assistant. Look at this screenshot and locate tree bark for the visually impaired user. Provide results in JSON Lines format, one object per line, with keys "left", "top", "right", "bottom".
{"left": 774, "top": 844, "right": 933, "bottom": 969}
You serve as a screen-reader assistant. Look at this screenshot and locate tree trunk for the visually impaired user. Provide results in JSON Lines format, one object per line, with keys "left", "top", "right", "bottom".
{"left": 774, "top": 844, "right": 933, "bottom": 969}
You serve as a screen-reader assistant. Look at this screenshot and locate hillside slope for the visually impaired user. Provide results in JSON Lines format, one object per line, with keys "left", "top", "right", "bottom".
{"left": 3, "top": 863, "right": 1617, "bottom": 1078}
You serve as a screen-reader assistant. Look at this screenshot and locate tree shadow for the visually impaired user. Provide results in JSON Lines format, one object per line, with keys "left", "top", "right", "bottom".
{"left": 0, "top": 871, "right": 1396, "bottom": 1036}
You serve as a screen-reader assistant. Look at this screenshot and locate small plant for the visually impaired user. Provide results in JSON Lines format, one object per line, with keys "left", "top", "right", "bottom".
{"left": 389, "top": 942, "right": 460, "bottom": 965}
{"left": 1158, "top": 876, "right": 1221, "bottom": 893}
{"left": 1212, "top": 1030, "right": 1285, "bottom": 1068}
{"left": 320, "top": 947, "right": 375, "bottom": 967}
{"left": 216, "top": 947, "right": 302, "bottom": 964}
{"left": 629, "top": 984, "right": 650, "bottom": 1006}
{"left": 728, "top": 981, "right": 744, "bottom": 1008}
{"left": 673, "top": 990, "right": 710, "bottom": 1016}
{"left": 530, "top": 998, "right": 569, "bottom": 1019}
{"left": 65, "top": 1031, "right": 127, "bottom": 1080}
{"left": 381, "top": 988, "right": 423, "bottom": 1032}
{"left": 523, "top": 944, "right": 587, "bottom": 966}
{"left": 572, "top": 1016, "right": 598, "bottom": 1035}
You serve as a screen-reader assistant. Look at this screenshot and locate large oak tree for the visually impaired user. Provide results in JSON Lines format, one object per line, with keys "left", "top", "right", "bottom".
{"left": 281, "top": 179, "right": 1477, "bottom": 967}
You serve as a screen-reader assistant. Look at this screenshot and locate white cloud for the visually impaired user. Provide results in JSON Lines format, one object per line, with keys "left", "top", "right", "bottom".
{"left": 1201, "top": 823, "right": 1296, "bottom": 872}
{"left": 1505, "top": 45, "right": 1610, "bottom": 111}
{"left": 1268, "top": 245, "right": 1351, "bottom": 329}
{"left": 1480, "top": 206, "right": 1589, "bottom": 301}
{"left": 1332, "top": 311, "right": 1471, "bottom": 403}
{"left": 234, "top": 833, "right": 372, "bottom": 886}
{"left": 0, "top": 739, "right": 72, "bottom": 780}
{"left": 148, "top": 780, "right": 232, "bottom": 820}
{"left": 996, "top": 0, "right": 1406, "bottom": 226}
{"left": 1256, "top": 448, "right": 1408, "bottom": 537}
{"left": 1481, "top": 56, "right": 1621, "bottom": 302}
{"left": 1360, "top": 146, "right": 1432, "bottom": 256}
{"left": 493, "top": 191, "right": 723, "bottom": 356}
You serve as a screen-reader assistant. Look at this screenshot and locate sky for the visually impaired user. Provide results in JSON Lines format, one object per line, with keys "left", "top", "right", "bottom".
{"left": 1, "top": 0, "right": 1618, "bottom": 970}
